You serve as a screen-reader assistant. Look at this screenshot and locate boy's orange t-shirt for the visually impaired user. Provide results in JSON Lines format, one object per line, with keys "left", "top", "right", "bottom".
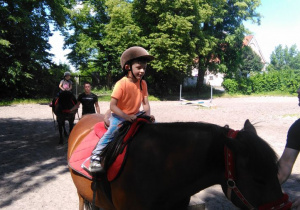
{"left": 111, "top": 77, "right": 148, "bottom": 115}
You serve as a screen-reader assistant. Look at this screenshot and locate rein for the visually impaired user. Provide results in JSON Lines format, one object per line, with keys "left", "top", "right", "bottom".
{"left": 225, "top": 129, "right": 292, "bottom": 210}
{"left": 225, "top": 129, "right": 254, "bottom": 210}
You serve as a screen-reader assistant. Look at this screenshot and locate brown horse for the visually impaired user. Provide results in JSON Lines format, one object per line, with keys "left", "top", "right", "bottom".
{"left": 68, "top": 114, "right": 291, "bottom": 210}
{"left": 52, "top": 91, "right": 77, "bottom": 144}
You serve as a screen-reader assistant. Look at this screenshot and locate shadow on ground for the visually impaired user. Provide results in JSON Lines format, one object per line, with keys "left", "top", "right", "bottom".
{"left": 0, "top": 118, "right": 71, "bottom": 208}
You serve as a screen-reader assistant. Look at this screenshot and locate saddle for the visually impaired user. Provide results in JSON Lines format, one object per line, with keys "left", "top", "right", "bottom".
{"left": 101, "top": 117, "right": 151, "bottom": 181}
{"left": 68, "top": 117, "right": 151, "bottom": 181}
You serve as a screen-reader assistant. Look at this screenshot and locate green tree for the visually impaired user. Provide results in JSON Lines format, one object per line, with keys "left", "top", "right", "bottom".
{"left": 239, "top": 46, "right": 263, "bottom": 76}
{"left": 0, "top": 0, "right": 70, "bottom": 98}
{"left": 132, "top": 0, "right": 196, "bottom": 94}
{"left": 65, "top": 0, "right": 196, "bottom": 93}
{"left": 65, "top": 0, "right": 129, "bottom": 88}
{"left": 269, "top": 44, "right": 300, "bottom": 70}
{"left": 63, "top": 0, "right": 262, "bottom": 95}
{"left": 100, "top": 0, "right": 143, "bottom": 88}
{"left": 270, "top": 45, "right": 287, "bottom": 70}
{"left": 192, "top": 0, "right": 261, "bottom": 91}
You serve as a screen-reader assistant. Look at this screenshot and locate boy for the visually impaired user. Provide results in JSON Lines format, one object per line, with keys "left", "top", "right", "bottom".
{"left": 70, "top": 82, "right": 100, "bottom": 116}
{"left": 50, "top": 71, "right": 73, "bottom": 107}
{"left": 89, "top": 46, "right": 155, "bottom": 173}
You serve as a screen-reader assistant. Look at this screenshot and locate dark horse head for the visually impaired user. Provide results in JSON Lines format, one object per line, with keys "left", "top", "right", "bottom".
{"left": 52, "top": 91, "right": 77, "bottom": 144}
{"left": 221, "top": 120, "right": 291, "bottom": 209}
{"left": 68, "top": 115, "right": 292, "bottom": 210}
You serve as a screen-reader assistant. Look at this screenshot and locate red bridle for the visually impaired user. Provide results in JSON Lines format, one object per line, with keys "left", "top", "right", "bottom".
{"left": 225, "top": 129, "right": 292, "bottom": 210}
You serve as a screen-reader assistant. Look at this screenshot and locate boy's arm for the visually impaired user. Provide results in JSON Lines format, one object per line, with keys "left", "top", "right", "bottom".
{"left": 142, "top": 96, "right": 151, "bottom": 115}
{"left": 278, "top": 147, "right": 299, "bottom": 184}
{"left": 278, "top": 148, "right": 300, "bottom": 209}
{"left": 70, "top": 101, "right": 80, "bottom": 113}
{"left": 142, "top": 96, "right": 155, "bottom": 122}
{"left": 94, "top": 101, "right": 100, "bottom": 114}
{"left": 110, "top": 97, "right": 136, "bottom": 122}
{"left": 59, "top": 81, "right": 64, "bottom": 91}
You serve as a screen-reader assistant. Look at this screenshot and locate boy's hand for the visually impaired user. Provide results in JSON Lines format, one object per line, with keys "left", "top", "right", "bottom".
{"left": 70, "top": 108, "right": 77, "bottom": 113}
{"left": 149, "top": 115, "right": 155, "bottom": 123}
{"left": 125, "top": 114, "right": 137, "bottom": 122}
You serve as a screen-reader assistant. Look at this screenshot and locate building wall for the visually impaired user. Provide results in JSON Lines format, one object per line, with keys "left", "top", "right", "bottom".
{"left": 184, "top": 69, "right": 224, "bottom": 87}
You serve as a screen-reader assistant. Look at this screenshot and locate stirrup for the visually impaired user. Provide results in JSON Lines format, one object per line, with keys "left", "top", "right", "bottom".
{"left": 81, "top": 157, "right": 105, "bottom": 176}
{"left": 81, "top": 157, "right": 93, "bottom": 176}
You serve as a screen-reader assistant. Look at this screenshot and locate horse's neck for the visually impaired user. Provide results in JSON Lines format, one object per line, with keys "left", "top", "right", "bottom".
{"left": 140, "top": 123, "right": 226, "bottom": 188}
{"left": 59, "top": 95, "right": 74, "bottom": 109}
{"left": 195, "top": 134, "right": 226, "bottom": 188}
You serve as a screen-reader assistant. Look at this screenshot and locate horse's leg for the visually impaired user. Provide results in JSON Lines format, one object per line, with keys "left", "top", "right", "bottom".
{"left": 57, "top": 118, "right": 64, "bottom": 145}
{"left": 69, "top": 115, "right": 75, "bottom": 134}
{"left": 78, "top": 192, "right": 103, "bottom": 210}
{"left": 63, "top": 120, "right": 68, "bottom": 137}
{"left": 78, "top": 193, "right": 84, "bottom": 210}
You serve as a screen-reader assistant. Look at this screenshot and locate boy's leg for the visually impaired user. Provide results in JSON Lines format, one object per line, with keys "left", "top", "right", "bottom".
{"left": 89, "top": 132, "right": 112, "bottom": 173}
{"left": 89, "top": 115, "right": 123, "bottom": 173}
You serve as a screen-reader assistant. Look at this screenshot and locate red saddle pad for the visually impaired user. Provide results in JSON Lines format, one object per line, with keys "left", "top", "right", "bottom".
{"left": 68, "top": 118, "right": 149, "bottom": 181}
{"left": 68, "top": 122, "right": 106, "bottom": 180}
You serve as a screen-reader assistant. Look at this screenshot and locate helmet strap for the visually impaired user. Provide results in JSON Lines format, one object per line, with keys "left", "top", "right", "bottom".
{"left": 129, "top": 63, "right": 143, "bottom": 90}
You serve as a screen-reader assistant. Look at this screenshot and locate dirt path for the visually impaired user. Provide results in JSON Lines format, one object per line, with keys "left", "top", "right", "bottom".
{"left": 0, "top": 97, "right": 300, "bottom": 209}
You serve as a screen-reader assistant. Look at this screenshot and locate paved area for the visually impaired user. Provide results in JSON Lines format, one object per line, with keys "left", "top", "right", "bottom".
{"left": 0, "top": 97, "right": 299, "bottom": 209}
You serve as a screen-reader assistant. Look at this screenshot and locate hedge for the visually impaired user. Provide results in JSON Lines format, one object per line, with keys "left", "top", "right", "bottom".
{"left": 223, "top": 70, "right": 300, "bottom": 94}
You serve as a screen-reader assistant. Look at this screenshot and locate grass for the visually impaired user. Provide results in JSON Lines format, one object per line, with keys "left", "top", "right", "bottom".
{"left": 213, "top": 90, "right": 296, "bottom": 98}
{"left": 0, "top": 98, "right": 52, "bottom": 106}
{"left": 97, "top": 93, "right": 161, "bottom": 102}
{"left": 282, "top": 114, "right": 300, "bottom": 118}
{"left": 0, "top": 88, "right": 296, "bottom": 106}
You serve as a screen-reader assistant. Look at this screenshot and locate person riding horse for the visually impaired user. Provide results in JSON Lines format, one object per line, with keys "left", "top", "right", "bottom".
{"left": 51, "top": 86, "right": 77, "bottom": 144}
{"left": 89, "top": 46, "right": 155, "bottom": 173}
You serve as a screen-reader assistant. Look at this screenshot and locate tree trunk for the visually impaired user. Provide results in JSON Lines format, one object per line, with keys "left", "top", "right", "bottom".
{"left": 196, "top": 56, "right": 206, "bottom": 94}
{"left": 106, "top": 72, "right": 112, "bottom": 89}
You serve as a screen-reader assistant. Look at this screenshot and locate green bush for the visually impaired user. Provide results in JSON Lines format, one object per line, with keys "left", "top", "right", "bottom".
{"left": 223, "top": 69, "right": 300, "bottom": 94}
{"left": 222, "top": 79, "right": 239, "bottom": 93}
{"left": 239, "top": 78, "right": 253, "bottom": 95}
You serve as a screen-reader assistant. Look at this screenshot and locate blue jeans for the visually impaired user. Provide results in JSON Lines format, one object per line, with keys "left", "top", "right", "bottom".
{"left": 91, "top": 113, "right": 125, "bottom": 157}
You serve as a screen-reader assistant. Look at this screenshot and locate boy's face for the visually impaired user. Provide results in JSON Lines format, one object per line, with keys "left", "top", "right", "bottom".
{"left": 126, "top": 61, "right": 147, "bottom": 81}
{"left": 84, "top": 84, "right": 91, "bottom": 94}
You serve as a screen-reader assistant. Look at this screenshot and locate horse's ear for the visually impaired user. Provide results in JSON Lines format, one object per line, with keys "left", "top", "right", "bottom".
{"left": 243, "top": 119, "right": 257, "bottom": 134}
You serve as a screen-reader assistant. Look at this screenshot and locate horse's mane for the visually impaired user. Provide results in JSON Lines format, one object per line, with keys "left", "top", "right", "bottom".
{"left": 225, "top": 127, "right": 279, "bottom": 177}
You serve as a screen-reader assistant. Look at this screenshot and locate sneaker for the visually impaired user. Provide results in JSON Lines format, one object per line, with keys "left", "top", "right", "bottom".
{"left": 89, "top": 159, "right": 104, "bottom": 173}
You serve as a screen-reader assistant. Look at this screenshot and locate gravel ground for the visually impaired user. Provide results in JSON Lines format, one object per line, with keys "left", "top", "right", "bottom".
{"left": 0, "top": 96, "right": 300, "bottom": 210}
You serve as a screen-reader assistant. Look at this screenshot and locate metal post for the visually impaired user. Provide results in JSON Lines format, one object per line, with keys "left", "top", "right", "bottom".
{"left": 76, "top": 77, "right": 78, "bottom": 98}
{"left": 210, "top": 85, "right": 213, "bottom": 103}
{"left": 75, "top": 76, "right": 79, "bottom": 98}
{"left": 179, "top": 84, "right": 182, "bottom": 100}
